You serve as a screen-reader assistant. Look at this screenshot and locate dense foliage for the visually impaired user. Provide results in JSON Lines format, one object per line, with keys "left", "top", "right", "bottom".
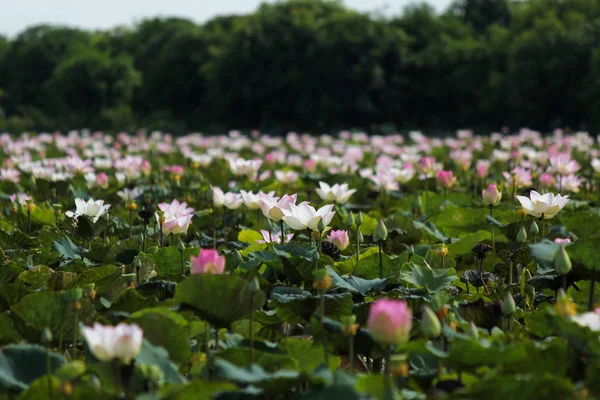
{"left": 1, "top": 128, "right": 600, "bottom": 399}
{"left": 2, "top": 0, "right": 600, "bottom": 133}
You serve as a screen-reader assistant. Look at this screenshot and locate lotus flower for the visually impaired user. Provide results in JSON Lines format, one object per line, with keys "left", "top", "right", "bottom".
{"left": 82, "top": 323, "right": 143, "bottom": 364}
{"left": 157, "top": 199, "right": 194, "bottom": 234}
{"left": 259, "top": 193, "right": 297, "bottom": 221}
{"left": 212, "top": 186, "right": 243, "bottom": 209}
{"left": 275, "top": 170, "right": 299, "bottom": 184}
{"left": 367, "top": 299, "right": 412, "bottom": 345}
{"left": 9, "top": 193, "right": 32, "bottom": 206}
{"left": 549, "top": 153, "right": 580, "bottom": 176}
{"left": 228, "top": 158, "right": 263, "bottom": 177}
{"left": 66, "top": 198, "right": 111, "bottom": 223}
{"left": 190, "top": 249, "right": 225, "bottom": 275}
{"left": 436, "top": 171, "right": 456, "bottom": 188}
{"left": 117, "top": 187, "right": 144, "bottom": 202}
{"left": 574, "top": 308, "right": 600, "bottom": 332}
{"left": 315, "top": 182, "right": 356, "bottom": 204}
{"left": 328, "top": 230, "right": 350, "bottom": 250}
{"left": 257, "top": 229, "right": 294, "bottom": 244}
{"left": 482, "top": 184, "right": 502, "bottom": 206}
{"left": 282, "top": 202, "right": 336, "bottom": 231}
{"left": 516, "top": 190, "right": 569, "bottom": 219}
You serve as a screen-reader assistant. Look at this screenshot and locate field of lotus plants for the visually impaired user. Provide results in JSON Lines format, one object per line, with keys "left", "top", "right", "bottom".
{"left": 2, "top": 128, "right": 600, "bottom": 399}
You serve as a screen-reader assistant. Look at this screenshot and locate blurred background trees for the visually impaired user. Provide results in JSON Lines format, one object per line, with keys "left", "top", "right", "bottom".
{"left": 0, "top": 0, "right": 599, "bottom": 134}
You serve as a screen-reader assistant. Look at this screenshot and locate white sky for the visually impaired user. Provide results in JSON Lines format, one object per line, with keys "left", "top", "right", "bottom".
{"left": 0, "top": 0, "right": 452, "bottom": 37}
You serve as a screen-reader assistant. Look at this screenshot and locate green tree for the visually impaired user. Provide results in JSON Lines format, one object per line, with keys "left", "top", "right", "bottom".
{"left": 47, "top": 49, "right": 141, "bottom": 128}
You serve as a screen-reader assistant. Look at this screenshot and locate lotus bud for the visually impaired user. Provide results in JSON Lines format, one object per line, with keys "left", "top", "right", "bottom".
{"left": 502, "top": 292, "right": 516, "bottom": 316}
{"left": 420, "top": 306, "right": 442, "bottom": 339}
{"left": 41, "top": 327, "right": 53, "bottom": 344}
{"left": 357, "top": 231, "right": 364, "bottom": 244}
{"left": 248, "top": 276, "right": 261, "bottom": 293}
{"left": 466, "top": 321, "right": 479, "bottom": 340}
{"left": 317, "top": 218, "right": 326, "bottom": 233}
{"left": 516, "top": 226, "right": 528, "bottom": 243}
{"left": 373, "top": 219, "right": 388, "bottom": 242}
{"left": 355, "top": 211, "right": 363, "bottom": 226}
{"left": 177, "top": 239, "right": 185, "bottom": 253}
{"left": 555, "top": 244, "right": 572, "bottom": 275}
{"left": 265, "top": 217, "right": 273, "bottom": 231}
{"left": 344, "top": 212, "right": 355, "bottom": 228}
{"left": 231, "top": 249, "right": 244, "bottom": 268}
{"left": 367, "top": 299, "right": 412, "bottom": 345}
{"left": 529, "top": 220, "right": 539, "bottom": 235}
{"left": 62, "top": 288, "right": 83, "bottom": 303}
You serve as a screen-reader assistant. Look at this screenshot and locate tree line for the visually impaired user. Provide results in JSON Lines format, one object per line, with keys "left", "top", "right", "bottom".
{"left": 1, "top": 0, "right": 599, "bottom": 134}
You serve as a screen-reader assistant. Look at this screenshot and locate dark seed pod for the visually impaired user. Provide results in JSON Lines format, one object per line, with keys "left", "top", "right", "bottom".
{"left": 321, "top": 240, "right": 341, "bottom": 261}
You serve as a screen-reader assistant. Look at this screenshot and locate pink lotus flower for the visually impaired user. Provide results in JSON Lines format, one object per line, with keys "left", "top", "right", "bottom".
{"left": 259, "top": 193, "right": 297, "bottom": 221}
{"left": 157, "top": 199, "right": 194, "bottom": 235}
{"left": 367, "top": 299, "right": 412, "bottom": 345}
{"left": 164, "top": 165, "right": 184, "bottom": 175}
{"left": 502, "top": 167, "right": 533, "bottom": 189}
{"left": 436, "top": 171, "right": 456, "bottom": 188}
{"left": 328, "top": 230, "right": 350, "bottom": 250}
{"left": 0, "top": 168, "right": 21, "bottom": 183}
{"left": 82, "top": 323, "right": 143, "bottom": 364}
{"left": 476, "top": 160, "right": 490, "bottom": 179}
{"left": 258, "top": 229, "right": 294, "bottom": 244}
{"left": 419, "top": 157, "right": 438, "bottom": 178}
{"left": 190, "top": 249, "right": 226, "bottom": 275}
{"left": 370, "top": 169, "right": 399, "bottom": 192}
{"left": 482, "top": 184, "right": 502, "bottom": 206}
{"left": 9, "top": 193, "right": 32, "bottom": 205}
{"left": 550, "top": 152, "right": 580, "bottom": 176}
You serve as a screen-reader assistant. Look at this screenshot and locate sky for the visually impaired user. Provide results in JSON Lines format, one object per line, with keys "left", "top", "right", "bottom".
{"left": 0, "top": 0, "right": 452, "bottom": 37}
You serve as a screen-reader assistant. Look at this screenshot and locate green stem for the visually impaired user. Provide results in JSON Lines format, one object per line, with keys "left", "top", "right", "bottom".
{"left": 27, "top": 209, "right": 31, "bottom": 235}
{"left": 280, "top": 220, "right": 285, "bottom": 245}
{"left": 46, "top": 346, "right": 54, "bottom": 400}
{"left": 509, "top": 260, "right": 513, "bottom": 294}
{"left": 320, "top": 289, "right": 329, "bottom": 367}
{"left": 142, "top": 220, "right": 147, "bottom": 253}
{"left": 129, "top": 210, "right": 133, "bottom": 239}
{"left": 378, "top": 242, "right": 384, "bottom": 279}
{"left": 180, "top": 248, "right": 185, "bottom": 278}
{"left": 589, "top": 269, "right": 596, "bottom": 311}
{"left": 490, "top": 206, "right": 495, "bottom": 256}
{"left": 72, "top": 306, "right": 79, "bottom": 351}
{"left": 205, "top": 323, "right": 212, "bottom": 380}
{"left": 170, "top": 233, "right": 174, "bottom": 247}
{"left": 384, "top": 346, "right": 393, "bottom": 400}
{"left": 349, "top": 336, "right": 354, "bottom": 372}
{"left": 356, "top": 225, "right": 361, "bottom": 261}
{"left": 212, "top": 204, "right": 217, "bottom": 249}
{"left": 249, "top": 292, "right": 255, "bottom": 365}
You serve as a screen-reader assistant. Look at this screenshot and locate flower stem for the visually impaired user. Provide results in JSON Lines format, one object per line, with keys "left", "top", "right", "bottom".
{"left": 205, "top": 323, "right": 212, "bottom": 380}
{"left": 280, "top": 220, "right": 285, "bottom": 245}
{"left": 27, "top": 209, "right": 31, "bottom": 235}
{"left": 356, "top": 226, "right": 361, "bottom": 261}
{"left": 589, "top": 269, "right": 596, "bottom": 311}
{"left": 378, "top": 242, "right": 384, "bottom": 279}
{"left": 143, "top": 220, "right": 147, "bottom": 253}
{"left": 490, "top": 206, "right": 495, "bottom": 255}
{"left": 384, "top": 346, "right": 393, "bottom": 400}
{"left": 129, "top": 210, "right": 133, "bottom": 239}
{"left": 212, "top": 204, "right": 217, "bottom": 249}
{"left": 46, "top": 346, "right": 54, "bottom": 400}
{"left": 249, "top": 292, "right": 255, "bottom": 366}
{"left": 180, "top": 247, "right": 185, "bottom": 278}
{"left": 319, "top": 289, "right": 329, "bottom": 367}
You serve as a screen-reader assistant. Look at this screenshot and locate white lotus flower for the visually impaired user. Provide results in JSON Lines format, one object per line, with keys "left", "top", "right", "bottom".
{"left": 282, "top": 202, "right": 336, "bottom": 231}
{"left": 240, "top": 190, "right": 275, "bottom": 210}
{"left": 65, "top": 198, "right": 111, "bottom": 223}
{"left": 516, "top": 190, "right": 569, "bottom": 219}
{"left": 574, "top": 311, "right": 600, "bottom": 332}
{"left": 117, "top": 187, "right": 144, "bottom": 202}
{"left": 82, "top": 323, "right": 143, "bottom": 364}
{"left": 228, "top": 158, "right": 262, "bottom": 177}
{"left": 259, "top": 193, "right": 297, "bottom": 221}
{"left": 212, "top": 186, "right": 243, "bottom": 209}
{"left": 315, "top": 182, "right": 356, "bottom": 204}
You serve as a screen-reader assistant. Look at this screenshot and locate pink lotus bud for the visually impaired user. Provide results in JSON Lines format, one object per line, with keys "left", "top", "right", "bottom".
{"left": 476, "top": 161, "right": 490, "bottom": 179}
{"left": 190, "top": 249, "right": 226, "bottom": 275}
{"left": 554, "top": 238, "right": 571, "bottom": 244}
{"left": 367, "top": 299, "right": 412, "bottom": 345}
{"left": 328, "top": 230, "right": 350, "bottom": 251}
{"left": 436, "top": 170, "right": 456, "bottom": 188}
{"left": 482, "top": 184, "right": 502, "bottom": 206}
{"left": 539, "top": 173, "right": 554, "bottom": 188}
{"left": 96, "top": 172, "right": 109, "bottom": 188}
{"left": 304, "top": 159, "right": 316, "bottom": 172}
{"left": 265, "top": 153, "right": 277, "bottom": 164}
